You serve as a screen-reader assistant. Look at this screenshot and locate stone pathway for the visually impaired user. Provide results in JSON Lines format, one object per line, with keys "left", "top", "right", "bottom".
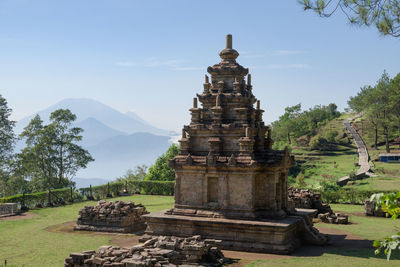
{"left": 338, "top": 115, "right": 375, "bottom": 186}
{"left": 344, "top": 115, "right": 371, "bottom": 175}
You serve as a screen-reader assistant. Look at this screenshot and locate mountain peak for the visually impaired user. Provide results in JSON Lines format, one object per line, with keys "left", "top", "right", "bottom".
{"left": 16, "top": 98, "right": 171, "bottom": 136}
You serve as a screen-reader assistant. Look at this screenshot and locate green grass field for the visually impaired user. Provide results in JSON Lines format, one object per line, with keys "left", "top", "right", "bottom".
{"left": 292, "top": 144, "right": 358, "bottom": 186}
{"left": 1, "top": 196, "right": 400, "bottom": 267}
{"left": 249, "top": 204, "right": 400, "bottom": 267}
{"left": 0, "top": 195, "right": 174, "bottom": 267}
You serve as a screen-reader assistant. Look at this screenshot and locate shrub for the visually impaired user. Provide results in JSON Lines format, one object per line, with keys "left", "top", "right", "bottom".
{"left": 325, "top": 130, "right": 338, "bottom": 143}
{"left": 79, "top": 180, "right": 175, "bottom": 199}
{"left": 0, "top": 188, "right": 75, "bottom": 208}
{"left": 296, "top": 172, "right": 306, "bottom": 187}
{"left": 309, "top": 135, "right": 329, "bottom": 150}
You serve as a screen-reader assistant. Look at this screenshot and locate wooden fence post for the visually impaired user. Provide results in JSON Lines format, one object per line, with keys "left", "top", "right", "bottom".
{"left": 48, "top": 189, "right": 51, "bottom": 206}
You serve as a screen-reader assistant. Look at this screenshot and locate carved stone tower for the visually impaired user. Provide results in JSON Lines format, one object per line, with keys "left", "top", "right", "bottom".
{"left": 170, "top": 34, "right": 290, "bottom": 219}
{"left": 144, "top": 35, "right": 328, "bottom": 254}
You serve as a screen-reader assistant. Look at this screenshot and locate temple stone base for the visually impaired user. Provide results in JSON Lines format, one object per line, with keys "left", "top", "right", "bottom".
{"left": 143, "top": 208, "right": 325, "bottom": 254}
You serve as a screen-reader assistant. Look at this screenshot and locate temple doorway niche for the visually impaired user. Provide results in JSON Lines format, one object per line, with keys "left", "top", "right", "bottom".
{"left": 207, "top": 177, "right": 219, "bottom": 203}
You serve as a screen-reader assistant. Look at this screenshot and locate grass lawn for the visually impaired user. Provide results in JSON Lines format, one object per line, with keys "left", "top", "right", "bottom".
{"left": 1, "top": 195, "right": 400, "bottom": 266}
{"left": 0, "top": 195, "right": 174, "bottom": 267}
{"left": 292, "top": 144, "right": 358, "bottom": 186}
{"left": 245, "top": 204, "right": 400, "bottom": 267}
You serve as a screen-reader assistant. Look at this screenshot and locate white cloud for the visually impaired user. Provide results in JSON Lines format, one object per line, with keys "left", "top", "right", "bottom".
{"left": 116, "top": 61, "right": 137, "bottom": 67}
{"left": 145, "top": 58, "right": 184, "bottom": 68}
{"left": 172, "top": 67, "right": 203, "bottom": 71}
{"left": 272, "top": 50, "right": 306, "bottom": 56}
{"left": 266, "top": 64, "right": 309, "bottom": 69}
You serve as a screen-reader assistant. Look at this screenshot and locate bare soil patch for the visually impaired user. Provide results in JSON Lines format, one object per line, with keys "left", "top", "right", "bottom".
{"left": 0, "top": 212, "right": 37, "bottom": 221}
{"left": 45, "top": 222, "right": 373, "bottom": 266}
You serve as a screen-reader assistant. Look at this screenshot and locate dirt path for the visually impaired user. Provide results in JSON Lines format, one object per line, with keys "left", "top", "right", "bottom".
{"left": 46, "top": 222, "right": 373, "bottom": 266}
{"left": 338, "top": 115, "right": 376, "bottom": 185}
{"left": 0, "top": 212, "right": 36, "bottom": 221}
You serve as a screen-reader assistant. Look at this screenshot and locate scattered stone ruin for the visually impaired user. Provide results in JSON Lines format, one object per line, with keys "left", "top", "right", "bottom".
{"left": 365, "top": 199, "right": 386, "bottom": 217}
{"left": 288, "top": 188, "right": 348, "bottom": 224}
{"left": 74, "top": 200, "right": 148, "bottom": 233}
{"left": 318, "top": 212, "right": 348, "bottom": 224}
{"left": 0, "top": 203, "right": 18, "bottom": 218}
{"left": 143, "top": 35, "right": 329, "bottom": 254}
{"left": 287, "top": 187, "right": 332, "bottom": 214}
{"left": 64, "top": 235, "right": 227, "bottom": 267}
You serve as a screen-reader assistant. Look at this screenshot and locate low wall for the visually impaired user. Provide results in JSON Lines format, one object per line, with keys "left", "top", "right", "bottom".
{"left": 0, "top": 203, "right": 18, "bottom": 217}
{"left": 74, "top": 200, "right": 149, "bottom": 233}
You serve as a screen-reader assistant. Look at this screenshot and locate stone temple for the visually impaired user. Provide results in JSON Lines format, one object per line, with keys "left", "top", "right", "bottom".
{"left": 143, "top": 35, "right": 328, "bottom": 253}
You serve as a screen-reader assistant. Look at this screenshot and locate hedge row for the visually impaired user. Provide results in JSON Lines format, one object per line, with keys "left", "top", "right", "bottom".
{"left": 0, "top": 188, "right": 77, "bottom": 208}
{"left": 321, "top": 188, "right": 395, "bottom": 205}
{"left": 79, "top": 180, "right": 175, "bottom": 199}
{"left": 0, "top": 180, "right": 175, "bottom": 208}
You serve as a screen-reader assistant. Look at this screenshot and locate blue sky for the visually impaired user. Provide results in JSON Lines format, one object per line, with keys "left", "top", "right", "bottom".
{"left": 0, "top": 0, "right": 399, "bottom": 131}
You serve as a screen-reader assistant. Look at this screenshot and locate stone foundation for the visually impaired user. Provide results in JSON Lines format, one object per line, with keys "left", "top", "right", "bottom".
{"left": 64, "top": 235, "right": 227, "bottom": 266}
{"left": 143, "top": 209, "right": 328, "bottom": 254}
{"left": 74, "top": 200, "right": 148, "bottom": 233}
{"left": 0, "top": 203, "right": 18, "bottom": 218}
{"left": 365, "top": 199, "right": 386, "bottom": 217}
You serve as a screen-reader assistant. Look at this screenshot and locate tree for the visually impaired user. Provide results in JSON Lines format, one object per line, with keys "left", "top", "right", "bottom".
{"left": 272, "top": 104, "right": 302, "bottom": 145}
{"left": 271, "top": 103, "right": 341, "bottom": 148}
{"left": 118, "top": 164, "right": 148, "bottom": 181}
{"left": 348, "top": 71, "right": 399, "bottom": 151}
{"left": 18, "top": 109, "right": 94, "bottom": 191}
{"left": 389, "top": 73, "right": 400, "bottom": 136}
{"left": 145, "top": 144, "right": 179, "bottom": 181}
{"left": 300, "top": 0, "right": 400, "bottom": 37}
{"left": 0, "top": 94, "right": 15, "bottom": 196}
{"left": 374, "top": 71, "right": 392, "bottom": 152}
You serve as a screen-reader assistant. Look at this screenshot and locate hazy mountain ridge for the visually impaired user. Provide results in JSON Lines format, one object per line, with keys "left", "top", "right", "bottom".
{"left": 16, "top": 98, "right": 173, "bottom": 180}
{"left": 15, "top": 98, "right": 171, "bottom": 136}
{"left": 74, "top": 117, "right": 127, "bottom": 147}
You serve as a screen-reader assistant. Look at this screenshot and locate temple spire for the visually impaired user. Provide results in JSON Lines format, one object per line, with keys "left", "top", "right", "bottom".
{"left": 226, "top": 34, "right": 232, "bottom": 49}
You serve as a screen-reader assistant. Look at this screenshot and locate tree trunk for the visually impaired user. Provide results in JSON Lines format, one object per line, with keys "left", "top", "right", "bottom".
{"left": 384, "top": 127, "right": 390, "bottom": 153}
{"left": 374, "top": 126, "right": 378, "bottom": 150}
{"left": 287, "top": 132, "right": 291, "bottom": 144}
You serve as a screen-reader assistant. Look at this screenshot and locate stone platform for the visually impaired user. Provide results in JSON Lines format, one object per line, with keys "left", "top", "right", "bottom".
{"left": 0, "top": 203, "right": 18, "bottom": 218}
{"left": 74, "top": 200, "right": 148, "bottom": 233}
{"left": 143, "top": 209, "right": 322, "bottom": 254}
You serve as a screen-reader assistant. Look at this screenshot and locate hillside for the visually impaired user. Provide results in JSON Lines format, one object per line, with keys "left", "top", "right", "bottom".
{"left": 288, "top": 113, "right": 400, "bottom": 192}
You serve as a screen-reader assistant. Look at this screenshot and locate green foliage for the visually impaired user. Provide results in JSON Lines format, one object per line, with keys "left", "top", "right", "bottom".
{"left": 296, "top": 171, "right": 306, "bottom": 187}
{"left": 371, "top": 192, "right": 400, "bottom": 219}
{"left": 0, "top": 94, "right": 16, "bottom": 197}
{"left": 300, "top": 0, "right": 400, "bottom": 37}
{"left": 349, "top": 170, "right": 357, "bottom": 181}
{"left": 320, "top": 188, "right": 394, "bottom": 204}
{"left": 371, "top": 192, "right": 400, "bottom": 260}
{"left": 79, "top": 180, "right": 175, "bottom": 198}
{"left": 309, "top": 135, "right": 329, "bottom": 150}
{"left": 272, "top": 103, "right": 341, "bottom": 148}
{"left": 319, "top": 180, "right": 341, "bottom": 192}
{"left": 117, "top": 164, "right": 148, "bottom": 182}
{"left": 145, "top": 144, "right": 179, "bottom": 181}
{"left": 325, "top": 130, "right": 338, "bottom": 142}
{"left": 348, "top": 71, "right": 400, "bottom": 151}
{"left": 0, "top": 187, "right": 75, "bottom": 207}
{"left": 16, "top": 109, "right": 94, "bottom": 193}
